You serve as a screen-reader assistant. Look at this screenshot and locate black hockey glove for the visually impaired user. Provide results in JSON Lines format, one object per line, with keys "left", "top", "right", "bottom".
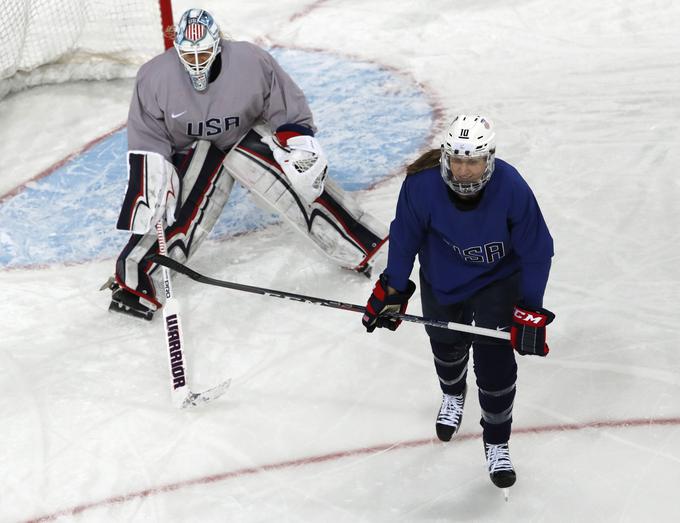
{"left": 510, "top": 303, "right": 556, "bottom": 356}
{"left": 362, "top": 274, "right": 416, "bottom": 333}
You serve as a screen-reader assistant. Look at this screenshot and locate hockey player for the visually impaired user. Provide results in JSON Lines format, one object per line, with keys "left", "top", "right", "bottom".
{"left": 361, "top": 115, "right": 555, "bottom": 490}
{"left": 105, "top": 8, "right": 387, "bottom": 320}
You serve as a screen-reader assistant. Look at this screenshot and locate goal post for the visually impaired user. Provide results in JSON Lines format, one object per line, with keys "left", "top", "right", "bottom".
{"left": 0, "top": 0, "right": 174, "bottom": 100}
{"left": 159, "top": 0, "right": 175, "bottom": 51}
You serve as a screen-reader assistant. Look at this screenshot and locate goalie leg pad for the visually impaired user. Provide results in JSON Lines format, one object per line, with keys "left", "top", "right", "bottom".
{"left": 116, "top": 151, "right": 180, "bottom": 234}
{"left": 314, "top": 177, "right": 388, "bottom": 270}
{"left": 222, "top": 124, "right": 388, "bottom": 270}
{"left": 114, "top": 140, "right": 235, "bottom": 301}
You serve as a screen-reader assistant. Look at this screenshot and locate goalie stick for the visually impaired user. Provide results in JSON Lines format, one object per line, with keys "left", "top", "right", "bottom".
{"left": 148, "top": 254, "right": 511, "bottom": 341}
{"left": 154, "top": 223, "right": 231, "bottom": 408}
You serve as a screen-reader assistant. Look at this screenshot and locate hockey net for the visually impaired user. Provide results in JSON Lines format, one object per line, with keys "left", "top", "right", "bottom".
{"left": 0, "top": 0, "right": 174, "bottom": 100}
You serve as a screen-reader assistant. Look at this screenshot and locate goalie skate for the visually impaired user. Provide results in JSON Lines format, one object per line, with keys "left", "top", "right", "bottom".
{"left": 102, "top": 276, "right": 155, "bottom": 321}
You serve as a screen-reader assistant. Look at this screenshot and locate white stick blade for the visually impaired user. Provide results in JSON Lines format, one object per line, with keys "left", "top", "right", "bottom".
{"left": 181, "top": 379, "right": 232, "bottom": 408}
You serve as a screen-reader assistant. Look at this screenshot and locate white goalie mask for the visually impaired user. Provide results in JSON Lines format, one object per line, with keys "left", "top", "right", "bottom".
{"left": 173, "top": 9, "right": 221, "bottom": 91}
{"left": 440, "top": 115, "right": 496, "bottom": 196}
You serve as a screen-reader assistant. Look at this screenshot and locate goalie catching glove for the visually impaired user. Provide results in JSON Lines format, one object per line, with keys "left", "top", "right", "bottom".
{"left": 510, "top": 303, "right": 555, "bottom": 356}
{"left": 261, "top": 124, "right": 328, "bottom": 203}
{"left": 362, "top": 273, "right": 416, "bottom": 333}
{"left": 116, "top": 151, "right": 181, "bottom": 234}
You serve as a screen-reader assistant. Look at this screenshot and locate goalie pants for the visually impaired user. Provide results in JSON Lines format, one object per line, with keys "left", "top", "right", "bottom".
{"left": 114, "top": 135, "right": 387, "bottom": 307}
{"left": 420, "top": 271, "right": 519, "bottom": 444}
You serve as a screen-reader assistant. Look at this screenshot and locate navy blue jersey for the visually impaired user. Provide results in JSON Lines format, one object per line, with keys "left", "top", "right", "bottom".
{"left": 384, "top": 159, "right": 553, "bottom": 307}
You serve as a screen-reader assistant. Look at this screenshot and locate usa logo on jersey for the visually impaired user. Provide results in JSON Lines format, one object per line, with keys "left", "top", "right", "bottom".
{"left": 185, "top": 21, "right": 206, "bottom": 42}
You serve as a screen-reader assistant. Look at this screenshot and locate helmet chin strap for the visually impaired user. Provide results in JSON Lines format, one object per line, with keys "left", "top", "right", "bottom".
{"left": 446, "top": 185, "right": 485, "bottom": 211}
{"left": 456, "top": 191, "right": 479, "bottom": 201}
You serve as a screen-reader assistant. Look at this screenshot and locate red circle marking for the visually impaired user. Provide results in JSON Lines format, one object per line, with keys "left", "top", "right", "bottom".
{"left": 25, "top": 416, "right": 680, "bottom": 522}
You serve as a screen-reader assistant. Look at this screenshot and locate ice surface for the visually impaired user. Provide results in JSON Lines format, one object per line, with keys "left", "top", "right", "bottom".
{"left": 1, "top": 1, "right": 679, "bottom": 521}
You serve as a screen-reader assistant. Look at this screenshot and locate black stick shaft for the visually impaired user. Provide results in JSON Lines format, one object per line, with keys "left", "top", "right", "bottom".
{"left": 148, "top": 254, "right": 510, "bottom": 340}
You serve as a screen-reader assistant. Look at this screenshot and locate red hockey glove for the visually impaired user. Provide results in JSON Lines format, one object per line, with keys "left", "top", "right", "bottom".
{"left": 511, "top": 303, "right": 555, "bottom": 356}
{"left": 362, "top": 274, "right": 416, "bottom": 333}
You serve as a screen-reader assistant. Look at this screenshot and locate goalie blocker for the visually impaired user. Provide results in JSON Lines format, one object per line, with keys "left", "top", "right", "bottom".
{"left": 110, "top": 125, "right": 388, "bottom": 318}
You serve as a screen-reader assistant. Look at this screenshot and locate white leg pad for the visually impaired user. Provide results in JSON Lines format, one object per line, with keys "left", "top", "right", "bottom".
{"left": 222, "top": 124, "right": 388, "bottom": 270}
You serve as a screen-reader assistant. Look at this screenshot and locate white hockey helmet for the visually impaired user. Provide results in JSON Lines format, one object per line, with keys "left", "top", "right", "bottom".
{"left": 440, "top": 115, "right": 496, "bottom": 196}
{"left": 173, "top": 9, "right": 221, "bottom": 91}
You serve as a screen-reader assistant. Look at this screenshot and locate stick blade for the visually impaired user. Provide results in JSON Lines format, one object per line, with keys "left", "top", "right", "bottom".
{"left": 181, "top": 379, "right": 232, "bottom": 408}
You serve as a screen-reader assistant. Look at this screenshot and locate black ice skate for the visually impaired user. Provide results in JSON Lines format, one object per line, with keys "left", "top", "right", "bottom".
{"left": 484, "top": 441, "right": 517, "bottom": 490}
{"left": 435, "top": 384, "right": 467, "bottom": 441}
{"left": 102, "top": 277, "right": 155, "bottom": 321}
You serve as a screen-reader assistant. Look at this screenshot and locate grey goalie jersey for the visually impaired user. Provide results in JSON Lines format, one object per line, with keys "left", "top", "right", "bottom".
{"left": 127, "top": 39, "right": 316, "bottom": 157}
{"left": 113, "top": 36, "right": 387, "bottom": 311}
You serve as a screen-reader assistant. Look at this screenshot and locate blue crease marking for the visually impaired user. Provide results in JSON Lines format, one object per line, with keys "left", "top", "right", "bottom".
{"left": 0, "top": 48, "right": 432, "bottom": 267}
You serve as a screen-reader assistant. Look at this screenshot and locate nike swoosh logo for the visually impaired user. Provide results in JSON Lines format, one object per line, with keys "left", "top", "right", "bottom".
{"left": 496, "top": 326, "right": 510, "bottom": 332}
{"left": 171, "top": 111, "right": 187, "bottom": 118}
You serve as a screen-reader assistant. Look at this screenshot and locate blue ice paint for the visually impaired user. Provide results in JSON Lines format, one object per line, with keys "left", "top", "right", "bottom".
{"left": 0, "top": 48, "right": 432, "bottom": 267}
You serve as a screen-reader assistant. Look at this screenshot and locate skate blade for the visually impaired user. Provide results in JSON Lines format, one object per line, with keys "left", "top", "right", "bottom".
{"left": 99, "top": 276, "right": 116, "bottom": 291}
{"left": 108, "top": 301, "right": 154, "bottom": 321}
{"left": 502, "top": 488, "right": 510, "bottom": 502}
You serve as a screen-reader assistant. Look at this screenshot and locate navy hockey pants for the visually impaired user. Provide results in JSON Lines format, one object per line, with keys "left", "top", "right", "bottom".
{"left": 419, "top": 271, "right": 519, "bottom": 444}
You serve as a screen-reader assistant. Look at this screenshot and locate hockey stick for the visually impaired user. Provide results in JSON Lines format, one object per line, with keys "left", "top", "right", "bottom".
{"left": 154, "top": 223, "right": 231, "bottom": 408}
{"left": 148, "top": 254, "right": 511, "bottom": 341}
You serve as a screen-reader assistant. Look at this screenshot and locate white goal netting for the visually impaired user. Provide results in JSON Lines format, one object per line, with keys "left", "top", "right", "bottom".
{"left": 0, "top": 0, "right": 171, "bottom": 99}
